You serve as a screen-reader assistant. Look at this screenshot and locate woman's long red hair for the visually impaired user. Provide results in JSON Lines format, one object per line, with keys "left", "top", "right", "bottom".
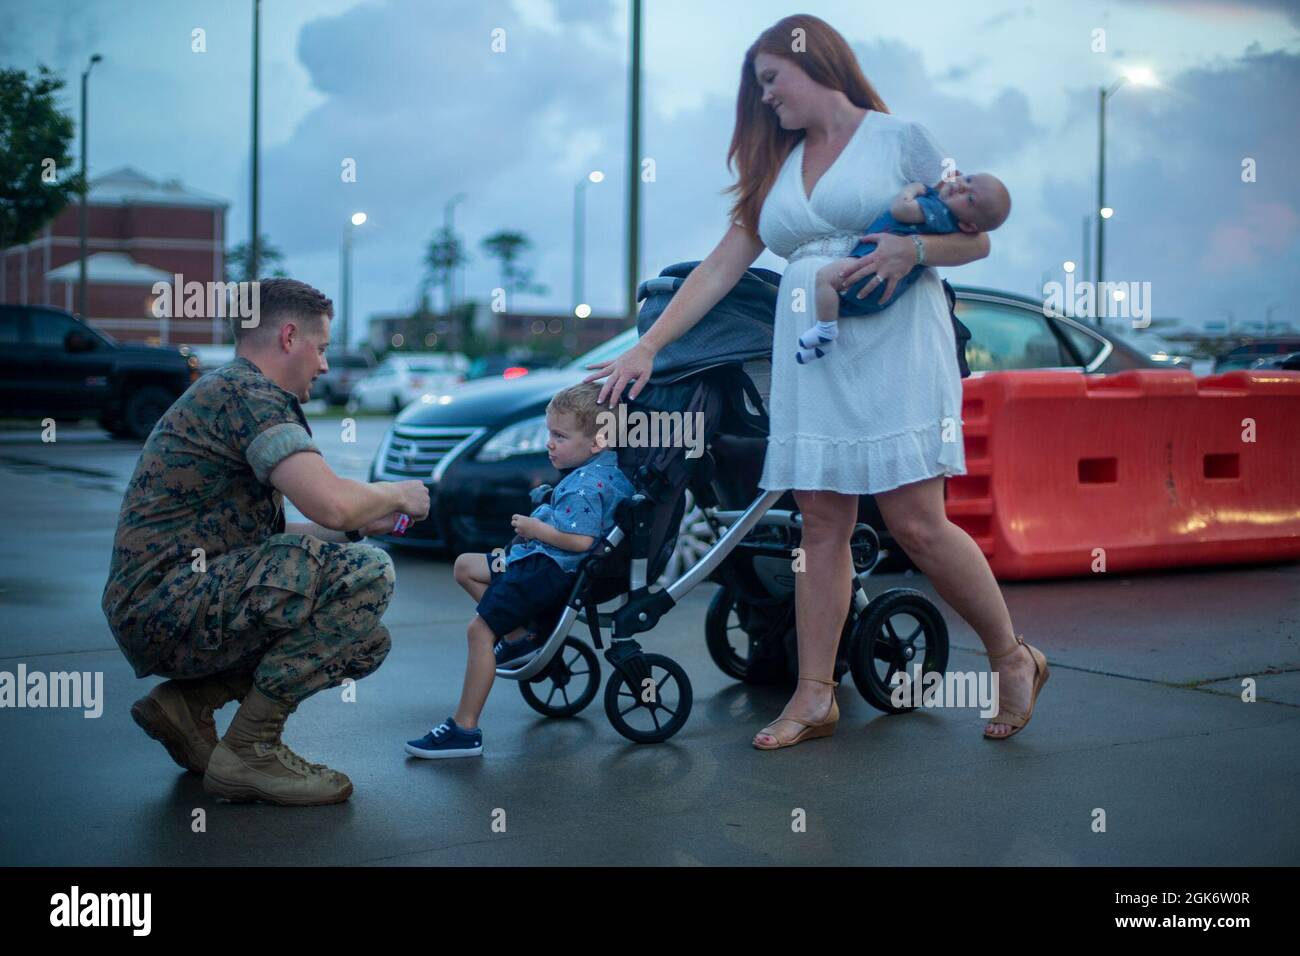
{"left": 724, "top": 14, "right": 889, "bottom": 233}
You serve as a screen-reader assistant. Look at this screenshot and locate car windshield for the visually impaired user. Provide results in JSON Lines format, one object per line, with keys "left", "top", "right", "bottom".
{"left": 565, "top": 328, "right": 638, "bottom": 370}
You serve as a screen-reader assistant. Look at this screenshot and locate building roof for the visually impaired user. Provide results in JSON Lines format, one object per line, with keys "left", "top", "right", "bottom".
{"left": 88, "top": 166, "right": 229, "bottom": 209}
{"left": 46, "top": 251, "right": 174, "bottom": 285}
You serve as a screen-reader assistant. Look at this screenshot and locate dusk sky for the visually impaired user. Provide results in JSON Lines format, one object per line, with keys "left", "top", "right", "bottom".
{"left": 3, "top": 0, "right": 1298, "bottom": 345}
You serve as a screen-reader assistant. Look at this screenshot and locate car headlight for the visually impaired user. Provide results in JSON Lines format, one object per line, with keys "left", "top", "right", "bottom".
{"left": 476, "top": 414, "right": 549, "bottom": 462}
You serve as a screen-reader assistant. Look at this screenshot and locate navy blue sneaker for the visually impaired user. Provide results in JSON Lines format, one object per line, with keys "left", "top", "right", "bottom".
{"left": 404, "top": 717, "right": 482, "bottom": 759}
{"left": 494, "top": 632, "right": 544, "bottom": 668}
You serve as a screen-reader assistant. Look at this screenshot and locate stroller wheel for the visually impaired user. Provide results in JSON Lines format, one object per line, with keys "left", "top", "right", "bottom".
{"left": 849, "top": 588, "right": 949, "bottom": 713}
{"left": 603, "top": 652, "right": 693, "bottom": 743}
{"left": 519, "top": 637, "right": 600, "bottom": 718}
{"left": 704, "top": 586, "right": 758, "bottom": 681}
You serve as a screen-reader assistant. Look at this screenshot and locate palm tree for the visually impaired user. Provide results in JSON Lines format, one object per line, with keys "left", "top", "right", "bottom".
{"left": 480, "top": 230, "right": 548, "bottom": 300}
{"left": 424, "top": 225, "right": 469, "bottom": 312}
{"left": 226, "top": 235, "right": 286, "bottom": 282}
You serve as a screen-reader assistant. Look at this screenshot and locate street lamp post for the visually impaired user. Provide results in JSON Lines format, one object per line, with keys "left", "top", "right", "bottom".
{"left": 250, "top": 0, "right": 261, "bottom": 280}
{"left": 1080, "top": 214, "right": 1091, "bottom": 292}
{"left": 1095, "top": 67, "right": 1155, "bottom": 318}
{"left": 572, "top": 170, "right": 604, "bottom": 317}
{"left": 340, "top": 212, "right": 366, "bottom": 349}
{"left": 77, "top": 53, "right": 102, "bottom": 320}
{"left": 443, "top": 193, "right": 466, "bottom": 311}
{"left": 625, "top": 0, "right": 643, "bottom": 322}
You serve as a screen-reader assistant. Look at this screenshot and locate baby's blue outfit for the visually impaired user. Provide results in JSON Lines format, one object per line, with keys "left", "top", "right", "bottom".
{"left": 507, "top": 449, "right": 635, "bottom": 572}
{"left": 838, "top": 185, "right": 960, "bottom": 315}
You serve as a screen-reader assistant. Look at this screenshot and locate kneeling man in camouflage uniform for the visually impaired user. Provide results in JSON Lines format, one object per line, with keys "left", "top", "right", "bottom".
{"left": 102, "top": 278, "right": 429, "bottom": 805}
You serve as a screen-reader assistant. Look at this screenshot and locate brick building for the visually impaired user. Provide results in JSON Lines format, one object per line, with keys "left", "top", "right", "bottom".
{"left": 0, "top": 166, "right": 229, "bottom": 345}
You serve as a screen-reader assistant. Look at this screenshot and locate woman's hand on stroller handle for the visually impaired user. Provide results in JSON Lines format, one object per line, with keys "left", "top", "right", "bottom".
{"left": 583, "top": 341, "right": 656, "bottom": 407}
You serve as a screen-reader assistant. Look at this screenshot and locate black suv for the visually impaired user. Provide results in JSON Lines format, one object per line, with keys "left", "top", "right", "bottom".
{"left": 0, "top": 304, "right": 199, "bottom": 438}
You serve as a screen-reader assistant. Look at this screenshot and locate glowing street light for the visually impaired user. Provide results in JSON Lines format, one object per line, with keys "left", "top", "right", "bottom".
{"left": 1096, "top": 65, "right": 1157, "bottom": 321}
{"left": 573, "top": 170, "right": 605, "bottom": 314}
{"left": 341, "top": 211, "right": 367, "bottom": 348}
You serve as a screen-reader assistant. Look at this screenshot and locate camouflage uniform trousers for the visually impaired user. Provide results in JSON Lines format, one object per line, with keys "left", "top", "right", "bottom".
{"left": 152, "top": 533, "right": 395, "bottom": 706}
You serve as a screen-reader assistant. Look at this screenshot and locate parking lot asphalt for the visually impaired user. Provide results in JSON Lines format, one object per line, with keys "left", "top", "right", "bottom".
{"left": 1, "top": 418, "right": 1297, "bottom": 866}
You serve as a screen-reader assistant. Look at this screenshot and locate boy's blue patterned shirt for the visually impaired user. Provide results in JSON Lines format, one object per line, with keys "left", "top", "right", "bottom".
{"left": 507, "top": 449, "right": 635, "bottom": 573}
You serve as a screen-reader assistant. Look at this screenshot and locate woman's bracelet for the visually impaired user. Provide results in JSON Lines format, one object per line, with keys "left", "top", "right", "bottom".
{"left": 911, "top": 235, "right": 926, "bottom": 266}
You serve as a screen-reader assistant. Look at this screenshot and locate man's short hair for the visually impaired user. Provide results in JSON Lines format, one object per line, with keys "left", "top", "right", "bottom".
{"left": 546, "top": 382, "right": 606, "bottom": 437}
{"left": 232, "top": 277, "right": 333, "bottom": 344}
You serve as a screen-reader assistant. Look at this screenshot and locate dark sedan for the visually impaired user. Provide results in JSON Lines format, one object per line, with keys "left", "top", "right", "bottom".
{"left": 370, "top": 285, "right": 1168, "bottom": 563}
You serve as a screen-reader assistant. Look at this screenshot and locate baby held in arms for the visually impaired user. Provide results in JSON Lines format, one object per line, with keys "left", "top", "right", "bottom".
{"left": 797, "top": 171, "right": 1012, "bottom": 364}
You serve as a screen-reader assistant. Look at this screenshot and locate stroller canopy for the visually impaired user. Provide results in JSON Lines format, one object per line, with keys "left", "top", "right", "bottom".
{"left": 636, "top": 260, "right": 781, "bottom": 384}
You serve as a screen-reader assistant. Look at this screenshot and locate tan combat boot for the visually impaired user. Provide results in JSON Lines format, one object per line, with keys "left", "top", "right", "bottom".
{"left": 202, "top": 688, "right": 352, "bottom": 806}
{"left": 131, "top": 671, "right": 253, "bottom": 773}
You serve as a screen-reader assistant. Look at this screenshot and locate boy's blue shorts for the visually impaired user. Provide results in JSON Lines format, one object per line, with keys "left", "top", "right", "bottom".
{"left": 476, "top": 552, "right": 573, "bottom": 639}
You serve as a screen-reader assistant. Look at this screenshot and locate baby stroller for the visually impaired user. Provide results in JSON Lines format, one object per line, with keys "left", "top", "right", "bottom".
{"left": 495, "top": 261, "right": 951, "bottom": 743}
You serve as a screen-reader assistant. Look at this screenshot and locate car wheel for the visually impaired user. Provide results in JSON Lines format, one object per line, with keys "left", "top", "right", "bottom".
{"left": 123, "top": 385, "right": 176, "bottom": 439}
{"left": 391, "top": 395, "right": 402, "bottom": 414}
{"left": 657, "top": 490, "right": 716, "bottom": 585}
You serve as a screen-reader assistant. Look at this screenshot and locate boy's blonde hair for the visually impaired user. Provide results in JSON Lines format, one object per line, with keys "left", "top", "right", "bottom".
{"left": 546, "top": 382, "right": 606, "bottom": 438}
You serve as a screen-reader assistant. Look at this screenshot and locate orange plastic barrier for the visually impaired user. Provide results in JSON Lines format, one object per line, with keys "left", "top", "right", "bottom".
{"left": 945, "top": 369, "right": 1300, "bottom": 580}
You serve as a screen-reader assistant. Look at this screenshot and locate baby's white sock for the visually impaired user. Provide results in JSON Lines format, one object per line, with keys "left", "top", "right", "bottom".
{"left": 796, "top": 345, "right": 827, "bottom": 364}
{"left": 799, "top": 321, "right": 839, "bottom": 349}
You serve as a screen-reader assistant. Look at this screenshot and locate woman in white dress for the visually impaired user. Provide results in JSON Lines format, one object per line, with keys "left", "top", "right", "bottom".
{"left": 585, "top": 14, "right": 1048, "bottom": 748}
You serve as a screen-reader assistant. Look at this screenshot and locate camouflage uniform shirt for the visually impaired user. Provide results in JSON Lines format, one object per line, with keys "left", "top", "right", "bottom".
{"left": 101, "top": 356, "right": 321, "bottom": 677}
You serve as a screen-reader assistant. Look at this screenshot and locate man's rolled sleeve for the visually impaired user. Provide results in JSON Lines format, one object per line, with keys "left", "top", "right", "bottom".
{"left": 247, "top": 422, "right": 320, "bottom": 485}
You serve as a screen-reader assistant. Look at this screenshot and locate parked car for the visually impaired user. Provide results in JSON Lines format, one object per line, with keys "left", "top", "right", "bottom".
{"left": 953, "top": 287, "right": 1171, "bottom": 374}
{"left": 310, "top": 349, "right": 375, "bottom": 405}
{"left": 347, "top": 353, "right": 468, "bottom": 413}
{"left": 1250, "top": 351, "right": 1300, "bottom": 371}
{"left": 368, "top": 285, "right": 1171, "bottom": 570}
{"left": 0, "top": 304, "right": 200, "bottom": 438}
{"left": 465, "top": 353, "right": 562, "bottom": 381}
{"left": 1093, "top": 326, "right": 1195, "bottom": 370}
{"left": 1215, "top": 338, "right": 1300, "bottom": 372}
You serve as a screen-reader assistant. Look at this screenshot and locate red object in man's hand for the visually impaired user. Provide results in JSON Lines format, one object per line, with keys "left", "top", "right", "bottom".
{"left": 392, "top": 513, "right": 412, "bottom": 536}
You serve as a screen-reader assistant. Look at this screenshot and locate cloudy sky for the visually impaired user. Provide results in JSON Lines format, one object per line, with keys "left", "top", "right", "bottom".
{"left": 3, "top": 0, "right": 1298, "bottom": 345}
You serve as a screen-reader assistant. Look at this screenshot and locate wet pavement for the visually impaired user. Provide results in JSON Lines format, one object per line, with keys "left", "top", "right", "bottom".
{"left": 1, "top": 417, "right": 1298, "bottom": 866}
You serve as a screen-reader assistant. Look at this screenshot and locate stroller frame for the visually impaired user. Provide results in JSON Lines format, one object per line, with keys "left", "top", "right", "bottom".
{"left": 495, "top": 478, "right": 946, "bottom": 743}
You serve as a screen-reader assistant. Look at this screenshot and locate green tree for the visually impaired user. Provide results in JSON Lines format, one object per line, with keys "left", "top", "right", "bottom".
{"left": 480, "top": 230, "right": 547, "bottom": 299}
{"left": 0, "top": 66, "right": 84, "bottom": 254}
{"left": 423, "top": 225, "right": 468, "bottom": 311}
{"left": 226, "top": 235, "right": 286, "bottom": 282}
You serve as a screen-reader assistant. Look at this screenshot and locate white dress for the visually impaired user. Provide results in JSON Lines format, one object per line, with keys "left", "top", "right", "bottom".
{"left": 757, "top": 110, "right": 966, "bottom": 495}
